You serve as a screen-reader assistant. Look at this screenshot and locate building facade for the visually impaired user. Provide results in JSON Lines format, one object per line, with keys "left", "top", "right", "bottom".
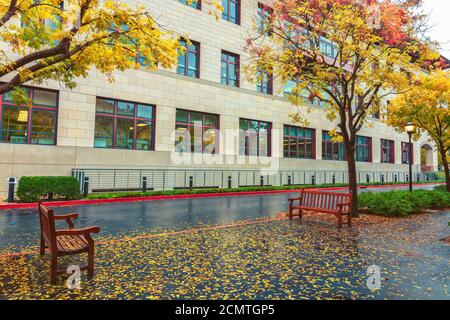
{"left": 0, "top": 0, "right": 439, "bottom": 196}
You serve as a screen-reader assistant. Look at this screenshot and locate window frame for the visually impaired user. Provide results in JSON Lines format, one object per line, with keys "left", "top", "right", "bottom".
{"left": 177, "top": 38, "right": 201, "bottom": 78}
{"left": 94, "top": 98, "right": 156, "bottom": 151}
{"left": 257, "top": 2, "right": 273, "bottom": 34}
{"left": 239, "top": 118, "right": 272, "bottom": 157}
{"left": 174, "top": 109, "right": 220, "bottom": 154}
{"left": 256, "top": 69, "right": 273, "bottom": 95}
{"left": 221, "top": 50, "right": 240, "bottom": 87}
{"left": 222, "top": 0, "right": 240, "bottom": 25}
{"left": 0, "top": 87, "right": 59, "bottom": 146}
{"left": 322, "top": 130, "right": 346, "bottom": 161}
{"left": 355, "top": 135, "right": 372, "bottom": 162}
{"left": 283, "top": 125, "right": 316, "bottom": 159}
{"left": 380, "top": 139, "right": 395, "bottom": 164}
{"left": 401, "top": 142, "right": 414, "bottom": 164}
{"left": 179, "top": 0, "right": 201, "bottom": 10}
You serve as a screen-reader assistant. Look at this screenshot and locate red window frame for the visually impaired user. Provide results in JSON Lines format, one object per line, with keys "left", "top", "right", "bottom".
{"left": 355, "top": 135, "right": 372, "bottom": 162}
{"left": 175, "top": 109, "right": 220, "bottom": 154}
{"left": 0, "top": 87, "right": 59, "bottom": 145}
{"left": 94, "top": 98, "right": 156, "bottom": 150}
{"left": 258, "top": 2, "right": 273, "bottom": 33}
{"left": 177, "top": 38, "right": 200, "bottom": 78}
{"left": 322, "top": 130, "right": 346, "bottom": 161}
{"left": 401, "top": 142, "right": 414, "bottom": 164}
{"left": 222, "top": 0, "right": 240, "bottom": 25}
{"left": 221, "top": 51, "right": 240, "bottom": 87}
{"left": 257, "top": 69, "right": 273, "bottom": 95}
{"left": 283, "top": 125, "right": 316, "bottom": 159}
{"left": 380, "top": 139, "right": 395, "bottom": 164}
{"left": 240, "top": 118, "right": 272, "bottom": 157}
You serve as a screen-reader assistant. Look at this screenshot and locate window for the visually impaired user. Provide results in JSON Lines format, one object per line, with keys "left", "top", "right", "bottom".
{"left": 177, "top": 38, "right": 200, "bottom": 78}
{"left": 401, "top": 142, "right": 413, "bottom": 164}
{"left": 283, "top": 79, "right": 297, "bottom": 97}
{"left": 175, "top": 110, "right": 219, "bottom": 154}
{"left": 221, "top": 51, "right": 239, "bottom": 87}
{"left": 381, "top": 139, "right": 395, "bottom": 164}
{"left": 0, "top": 88, "right": 58, "bottom": 145}
{"left": 257, "top": 70, "right": 273, "bottom": 94}
{"left": 257, "top": 3, "right": 272, "bottom": 34}
{"left": 179, "top": 0, "right": 201, "bottom": 9}
{"left": 319, "top": 37, "right": 337, "bottom": 58}
{"left": 94, "top": 98, "right": 155, "bottom": 150}
{"left": 322, "top": 131, "right": 345, "bottom": 161}
{"left": 222, "top": 0, "right": 240, "bottom": 24}
{"left": 355, "top": 136, "right": 372, "bottom": 162}
{"left": 283, "top": 126, "right": 315, "bottom": 159}
{"left": 239, "top": 118, "right": 271, "bottom": 157}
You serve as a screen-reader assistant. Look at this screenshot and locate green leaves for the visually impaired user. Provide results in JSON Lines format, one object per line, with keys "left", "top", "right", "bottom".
{"left": 16, "top": 176, "right": 81, "bottom": 202}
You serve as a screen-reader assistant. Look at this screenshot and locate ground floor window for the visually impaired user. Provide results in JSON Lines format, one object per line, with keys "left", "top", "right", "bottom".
{"left": 283, "top": 125, "right": 315, "bottom": 159}
{"left": 322, "top": 131, "right": 345, "bottom": 161}
{"left": 239, "top": 118, "right": 271, "bottom": 157}
{"left": 0, "top": 87, "right": 58, "bottom": 145}
{"left": 175, "top": 109, "right": 219, "bottom": 154}
{"left": 381, "top": 139, "right": 395, "bottom": 163}
{"left": 402, "top": 142, "right": 413, "bottom": 164}
{"left": 94, "top": 98, "right": 155, "bottom": 150}
{"left": 355, "top": 135, "right": 372, "bottom": 162}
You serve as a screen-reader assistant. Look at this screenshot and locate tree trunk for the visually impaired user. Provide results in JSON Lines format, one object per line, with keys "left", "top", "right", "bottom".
{"left": 346, "top": 146, "right": 359, "bottom": 217}
{"left": 438, "top": 145, "right": 450, "bottom": 192}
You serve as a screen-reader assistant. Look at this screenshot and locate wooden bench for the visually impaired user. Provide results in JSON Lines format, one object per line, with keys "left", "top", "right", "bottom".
{"left": 38, "top": 201, "right": 100, "bottom": 284}
{"left": 288, "top": 189, "right": 352, "bottom": 229}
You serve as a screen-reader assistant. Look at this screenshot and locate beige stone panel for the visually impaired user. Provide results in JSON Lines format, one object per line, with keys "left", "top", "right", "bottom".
{"left": 125, "top": 150, "right": 170, "bottom": 168}
{"left": 11, "top": 145, "right": 76, "bottom": 165}
{"left": 0, "top": 144, "right": 15, "bottom": 163}
{"left": 74, "top": 147, "right": 128, "bottom": 167}
{"left": 0, "top": 164, "right": 14, "bottom": 194}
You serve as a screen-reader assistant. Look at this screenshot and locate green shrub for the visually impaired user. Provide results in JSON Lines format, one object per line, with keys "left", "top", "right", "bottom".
{"left": 358, "top": 190, "right": 450, "bottom": 216}
{"left": 16, "top": 176, "right": 81, "bottom": 202}
{"left": 434, "top": 185, "right": 448, "bottom": 192}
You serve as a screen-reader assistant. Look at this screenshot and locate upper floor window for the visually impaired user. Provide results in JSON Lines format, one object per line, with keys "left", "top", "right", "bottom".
{"left": 322, "top": 131, "right": 345, "bottom": 161}
{"left": 222, "top": 0, "right": 240, "bottom": 25}
{"left": 0, "top": 88, "right": 58, "bottom": 145}
{"left": 355, "top": 135, "right": 372, "bottom": 162}
{"left": 381, "top": 139, "right": 395, "bottom": 164}
{"left": 257, "top": 70, "right": 273, "bottom": 94}
{"left": 179, "top": 0, "right": 201, "bottom": 10}
{"left": 319, "top": 37, "right": 337, "bottom": 58}
{"left": 94, "top": 98, "right": 155, "bottom": 150}
{"left": 221, "top": 51, "right": 239, "bottom": 87}
{"left": 257, "top": 3, "right": 272, "bottom": 34}
{"left": 177, "top": 38, "right": 200, "bottom": 78}
{"left": 283, "top": 126, "right": 315, "bottom": 159}
{"left": 401, "top": 142, "right": 413, "bottom": 164}
{"left": 283, "top": 79, "right": 297, "bottom": 97}
{"left": 175, "top": 109, "right": 219, "bottom": 154}
{"left": 239, "top": 118, "right": 271, "bottom": 157}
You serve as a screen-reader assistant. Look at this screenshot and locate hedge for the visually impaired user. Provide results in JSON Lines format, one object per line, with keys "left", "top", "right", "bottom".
{"left": 16, "top": 176, "right": 81, "bottom": 202}
{"left": 358, "top": 190, "right": 450, "bottom": 216}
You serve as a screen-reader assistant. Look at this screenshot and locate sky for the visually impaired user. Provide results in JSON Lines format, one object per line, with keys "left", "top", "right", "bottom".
{"left": 422, "top": 0, "right": 450, "bottom": 57}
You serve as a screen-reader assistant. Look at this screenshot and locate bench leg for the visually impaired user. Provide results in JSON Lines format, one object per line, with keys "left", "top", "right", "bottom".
{"left": 348, "top": 213, "right": 352, "bottom": 228}
{"left": 87, "top": 246, "right": 95, "bottom": 278}
{"left": 39, "top": 234, "right": 45, "bottom": 256}
{"left": 337, "top": 213, "right": 342, "bottom": 230}
{"left": 289, "top": 203, "right": 293, "bottom": 220}
{"left": 298, "top": 209, "right": 302, "bottom": 220}
{"left": 50, "top": 255, "right": 58, "bottom": 285}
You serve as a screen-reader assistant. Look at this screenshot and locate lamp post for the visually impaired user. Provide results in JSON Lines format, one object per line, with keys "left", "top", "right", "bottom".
{"left": 405, "top": 122, "right": 416, "bottom": 192}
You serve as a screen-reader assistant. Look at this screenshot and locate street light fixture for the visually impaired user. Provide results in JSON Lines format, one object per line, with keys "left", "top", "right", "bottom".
{"left": 405, "top": 122, "right": 416, "bottom": 192}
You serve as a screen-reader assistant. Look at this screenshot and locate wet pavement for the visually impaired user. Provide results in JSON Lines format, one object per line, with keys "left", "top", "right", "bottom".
{"left": 0, "top": 184, "right": 448, "bottom": 300}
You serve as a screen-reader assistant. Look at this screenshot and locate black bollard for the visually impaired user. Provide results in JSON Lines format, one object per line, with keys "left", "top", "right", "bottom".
{"left": 288, "top": 175, "right": 292, "bottom": 186}
{"left": 83, "top": 177, "right": 89, "bottom": 197}
{"left": 366, "top": 174, "right": 370, "bottom": 184}
{"left": 7, "top": 177, "right": 16, "bottom": 203}
{"left": 228, "top": 176, "right": 232, "bottom": 189}
{"left": 142, "top": 176, "right": 147, "bottom": 193}
{"left": 381, "top": 174, "right": 385, "bottom": 183}
{"left": 260, "top": 176, "right": 264, "bottom": 186}
{"left": 332, "top": 174, "right": 336, "bottom": 185}
{"left": 394, "top": 174, "right": 398, "bottom": 183}
{"left": 189, "top": 176, "right": 193, "bottom": 190}
{"left": 311, "top": 174, "right": 316, "bottom": 185}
